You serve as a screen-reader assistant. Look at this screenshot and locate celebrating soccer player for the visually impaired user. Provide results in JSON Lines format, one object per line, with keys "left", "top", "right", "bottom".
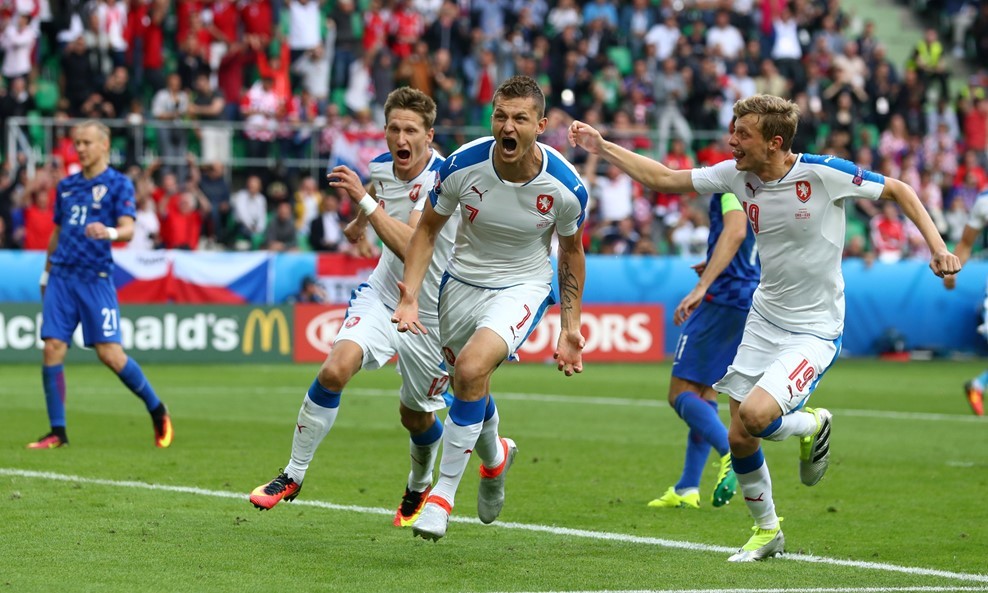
{"left": 28, "top": 121, "right": 172, "bottom": 450}
{"left": 249, "top": 88, "right": 456, "bottom": 527}
{"left": 392, "top": 75, "right": 588, "bottom": 540}
{"left": 648, "top": 191, "right": 758, "bottom": 512}
{"left": 569, "top": 94, "right": 960, "bottom": 561}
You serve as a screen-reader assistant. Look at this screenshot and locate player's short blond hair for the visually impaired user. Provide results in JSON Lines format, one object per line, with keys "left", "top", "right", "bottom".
{"left": 493, "top": 75, "right": 546, "bottom": 119}
{"left": 733, "top": 95, "right": 800, "bottom": 152}
{"left": 74, "top": 120, "right": 112, "bottom": 141}
{"left": 384, "top": 87, "right": 437, "bottom": 129}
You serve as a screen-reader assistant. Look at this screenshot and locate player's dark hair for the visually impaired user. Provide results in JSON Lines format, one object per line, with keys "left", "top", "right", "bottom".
{"left": 493, "top": 75, "right": 546, "bottom": 119}
{"left": 733, "top": 94, "right": 800, "bottom": 152}
{"left": 384, "top": 87, "right": 437, "bottom": 129}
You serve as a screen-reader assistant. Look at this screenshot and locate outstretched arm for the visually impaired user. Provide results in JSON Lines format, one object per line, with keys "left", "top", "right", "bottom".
{"left": 392, "top": 200, "right": 449, "bottom": 335}
{"left": 329, "top": 165, "right": 419, "bottom": 260}
{"left": 568, "top": 120, "right": 696, "bottom": 194}
{"left": 881, "top": 177, "right": 960, "bottom": 278}
{"left": 674, "top": 206, "right": 748, "bottom": 325}
{"left": 944, "top": 224, "right": 978, "bottom": 290}
{"left": 554, "top": 228, "right": 586, "bottom": 376}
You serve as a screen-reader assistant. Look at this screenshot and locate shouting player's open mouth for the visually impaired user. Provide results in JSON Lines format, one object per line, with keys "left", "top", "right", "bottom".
{"left": 395, "top": 149, "right": 412, "bottom": 163}
{"left": 500, "top": 137, "right": 518, "bottom": 156}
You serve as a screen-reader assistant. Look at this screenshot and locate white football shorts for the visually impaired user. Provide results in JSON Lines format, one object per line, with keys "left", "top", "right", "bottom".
{"left": 437, "top": 276, "right": 553, "bottom": 370}
{"left": 713, "top": 308, "right": 841, "bottom": 414}
{"left": 335, "top": 284, "right": 448, "bottom": 413}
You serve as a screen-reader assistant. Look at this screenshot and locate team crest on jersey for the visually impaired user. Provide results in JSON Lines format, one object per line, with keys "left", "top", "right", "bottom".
{"left": 795, "top": 181, "right": 812, "bottom": 203}
{"left": 536, "top": 194, "right": 553, "bottom": 214}
{"left": 442, "top": 346, "right": 456, "bottom": 366}
{"left": 92, "top": 185, "right": 108, "bottom": 203}
{"left": 409, "top": 183, "right": 421, "bottom": 202}
{"left": 345, "top": 316, "right": 360, "bottom": 328}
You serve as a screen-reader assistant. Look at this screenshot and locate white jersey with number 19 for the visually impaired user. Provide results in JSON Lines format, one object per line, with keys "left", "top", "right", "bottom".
{"left": 429, "top": 137, "right": 588, "bottom": 288}
{"left": 692, "top": 154, "right": 885, "bottom": 339}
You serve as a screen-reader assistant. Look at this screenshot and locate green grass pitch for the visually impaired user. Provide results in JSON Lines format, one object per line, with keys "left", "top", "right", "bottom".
{"left": 1, "top": 360, "right": 986, "bottom": 592}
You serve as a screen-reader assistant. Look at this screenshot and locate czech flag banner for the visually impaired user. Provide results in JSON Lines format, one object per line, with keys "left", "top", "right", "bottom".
{"left": 113, "top": 250, "right": 272, "bottom": 304}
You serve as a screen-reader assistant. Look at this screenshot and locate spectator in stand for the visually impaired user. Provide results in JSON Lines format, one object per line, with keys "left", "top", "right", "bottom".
{"left": 188, "top": 72, "right": 229, "bottom": 164}
{"left": 584, "top": 152, "right": 634, "bottom": 228}
{"left": 1, "top": 12, "right": 37, "bottom": 83}
{"left": 644, "top": 12, "right": 679, "bottom": 62}
{"left": 330, "top": 0, "right": 360, "bottom": 90}
{"left": 954, "top": 149, "right": 988, "bottom": 194}
{"left": 769, "top": 3, "right": 803, "bottom": 89}
{"left": 962, "top": 98, "right": 988, "bottom": 168}
{"left": 0, "top": 75, "right": 35, "bottom": 138}
{"left": 151, "top": 73, "right": 190, "bottom": 182}
{"left": 913, "top": 28, "right": 949, "bottom": 101}
{"left": 309, "top": 189, "right": 346, "bottom": 252}
{"left": 60, "top": 35, "right": 98, "bottom": 116}
{"left": 293, "top": 175, "right": 321, "bottom": 240}
{"left": 755, "top": 58, "right": 789, "bottom": 99}
{"left": 870, "top": 201, "right": 906, "bottom": 264}
{"left": 177, "top": 24, "right": 210, "bottom": 89}
{"left": 101, "top": 66, "right": 131, "bottom": 119}
{"left": 160, "top": 186, "right": 211, "bottom": 250}
{"left": 196, "top": 161, "right": 232, "bottom": 245}
{"left": 263, "top": 200, "right": 297, "bottom": 252}
{"left": 288, "top": 275, "right": 328, "bottom": 304}
{"left": 425, "top": 1, "right": 470, "bottom": 73}
{"left": 707, "top": 10, "right": 745, "bottom": 61}
{"left": 132, "top": 0, "right": 167, "bottom": 94}
{"left": 21, "top": 168, "right": 56, "bottom": 251}
{"left": 232, "top": 174, "right": 267, "bottom": 248}
{"left": 617, "top": 0, "right": 655, "bottom": 60}
{"left": 240, "top": 0, "right": 273, "bottom": 63}
{"left": 654, "top": 57, "right": 690, "bottom": 160}
{"left": 93, "top": 0, "right": 129, "bottom": 69}
{"left": 129, "top": 181, "right": 161, "bottom": 250}
{"left": 151, "top": 169, "right": 181, "bottom": 211}
{"left": 878, "top": 114, "right": 911, "bottom": 164}
{"left": 204, "top": 0, "right": 239, "bottom": 83}
{"left": 241, "top": 75, "right": 281, "bottom": 176}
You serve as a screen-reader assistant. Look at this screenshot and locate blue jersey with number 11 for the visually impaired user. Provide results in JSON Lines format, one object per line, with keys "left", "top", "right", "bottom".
{"left": 705, "top": 192, "right": 759, "bottom": 310}
{"left": 51, "top": 167, "right": 136, "bottom": 279}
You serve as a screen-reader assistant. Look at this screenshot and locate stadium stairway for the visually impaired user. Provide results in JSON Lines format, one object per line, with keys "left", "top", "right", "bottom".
{"left": 853, "top": 0, "right": 974, "bottom": 98}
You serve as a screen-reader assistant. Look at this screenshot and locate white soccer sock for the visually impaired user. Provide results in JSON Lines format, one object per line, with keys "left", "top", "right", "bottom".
{"left": 736, "top": 459, "right": 778, "bottom": 530}
{"left": 407, "top": 438, "right": 441, "bottom": 493}
{"left": 474, "top": 409, "right": 505, "bottom": 470}
{"left": 284, "top": 394, "right": 339, "bottom": 484}
{"left": 762, "top": 410, "right": 818, "bottom": 441}
{"left": 430, "top": 416, "right": 483, "bottom": 507}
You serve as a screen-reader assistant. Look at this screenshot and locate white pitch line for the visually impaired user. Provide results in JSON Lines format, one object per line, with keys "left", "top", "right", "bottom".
{"left": 1, "top": 468, "right": 986, "bottom": 585}
{"left": 6, "top": 385, "right": 979, "bottom": 424}
{"left": 487, "top": 588, "right": 988, "bottom": 593}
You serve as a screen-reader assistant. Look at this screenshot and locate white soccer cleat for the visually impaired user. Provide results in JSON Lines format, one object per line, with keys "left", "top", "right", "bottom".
{"left": 799, "top": 408, "right": 832, "bottom": 486}
{"left": 477, "top": 437, "right": 517, "bottom": 524}
{"left": 412, "top": 499, "right": 450, "bottom": 541}
{"left": 727, "top": 523, "right": 785, "bottom": 562}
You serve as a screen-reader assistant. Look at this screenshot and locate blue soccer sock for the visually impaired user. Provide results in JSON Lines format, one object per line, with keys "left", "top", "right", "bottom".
{"left": 675, "top": 428, "right": 711, "bottom": 492}
{"left": 42, "top": 364, "right": 67, "bottom": 429}
{"left": 116, "top": 357, "right": 161, "bottom": 412}
{"left": 674, "top": 392, "right": 730, "bottom": 455}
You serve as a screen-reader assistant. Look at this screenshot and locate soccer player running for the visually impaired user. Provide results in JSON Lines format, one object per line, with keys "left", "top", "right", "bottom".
{"left": 28, "top": 121, "right": 172, "bottom": 449}
{"left": 250, "top": 88, "right": 457, "bottom": 528}
{"left": 648, "top": 191, "right": 758, "bottom": 511}
{"left": 943, "top": 186, "right": 988, "bottom": 416}
{"left": 569, "top": 94, "right": 959, "bottom": 561}
{"left": 392, "top": 75, "right": 588, "bottom": 540}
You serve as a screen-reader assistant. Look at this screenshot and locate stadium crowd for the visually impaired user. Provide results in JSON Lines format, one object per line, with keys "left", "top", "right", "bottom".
{"left": 0, "top": 0, "right": 987, "bottom": 260}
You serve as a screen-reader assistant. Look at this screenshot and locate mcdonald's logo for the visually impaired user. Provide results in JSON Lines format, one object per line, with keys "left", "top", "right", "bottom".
{"left": 243, "top": 309, "right": 291, "bottom": 355}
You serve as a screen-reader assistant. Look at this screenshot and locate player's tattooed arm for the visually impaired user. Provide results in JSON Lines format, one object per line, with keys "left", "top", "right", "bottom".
{"left": 554, "top": 231, "right": 586, "bottom": 375}
{"left": 559, "top": 262, "right": 580, "bottom": 316}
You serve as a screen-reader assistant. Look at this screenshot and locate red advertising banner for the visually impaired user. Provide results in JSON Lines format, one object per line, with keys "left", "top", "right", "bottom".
{"left": 293, "top": 304, "right": 664, "bottom": 364}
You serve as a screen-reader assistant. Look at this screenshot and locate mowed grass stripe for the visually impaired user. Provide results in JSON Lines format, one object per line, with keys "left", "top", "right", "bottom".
{"left": 3, "top": 468, "right": 986, "bottom": 584}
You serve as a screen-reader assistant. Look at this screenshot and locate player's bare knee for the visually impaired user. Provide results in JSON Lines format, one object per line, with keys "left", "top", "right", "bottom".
{"left": 401, "top": 409, "right": 433, "bottom": 434}
{"left": 737, "top": 402, "right": 772, "bottom": 436}
{"left": 318, "top": 363, "right": 351, "bottom": 392}
{"left": 452, "top": 359, "right": 491, "bottom": 400}
{"left": 42, "top": 339, "right": 67, "bottom": 364}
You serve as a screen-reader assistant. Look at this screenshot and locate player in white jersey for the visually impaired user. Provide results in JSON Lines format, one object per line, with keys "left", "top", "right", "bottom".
{"left": 943, "top": 188, "right": 988, "bottom": 416}
{"left": 569, "top": 94, "right": 959, "bottom": 561}
{"left": 250, "top": 88, "right": 457, "bottom": 528}
{"left": 392, "top": 75, "right": 589, "bottom": 540}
